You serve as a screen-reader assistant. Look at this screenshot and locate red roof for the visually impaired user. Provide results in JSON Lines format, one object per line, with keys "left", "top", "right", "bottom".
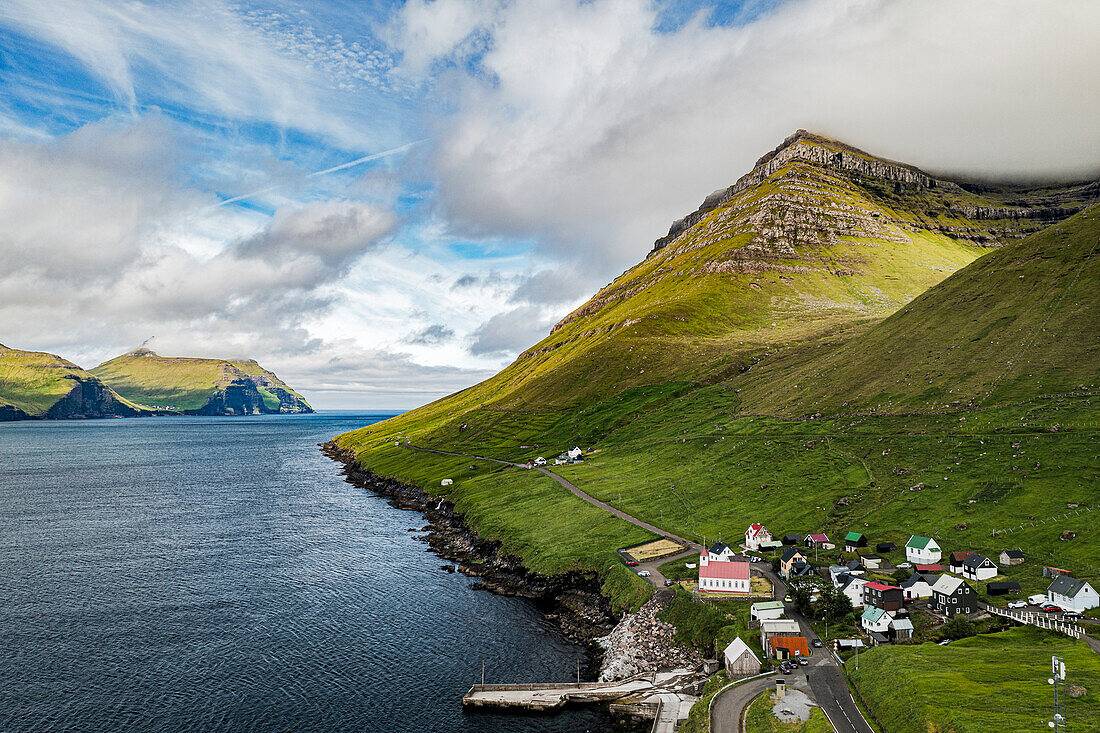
{"left": 769, "top": 636, "right": 810, "bottom": 656}
{"left": 700, "top": 560, "right": 751, "bottom": 580}
{"left": 807, "top": 533, "right": 829, "bottom": 542}
{"left": 915, "top": 564, "right": 943, "bottom": 572}
{"left": 747, "top": 523, "right": 766, "bottom": 537}
{"left": 863, "top": 581, "right": 900, "bottom": 592}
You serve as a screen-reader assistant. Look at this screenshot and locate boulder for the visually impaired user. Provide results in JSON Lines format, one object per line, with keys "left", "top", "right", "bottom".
{"left": 1060, "top": 530, "right": 1077, "bottom": 541}
{"left": 1067, "top": 684, "right": 1086, "bottom": 698}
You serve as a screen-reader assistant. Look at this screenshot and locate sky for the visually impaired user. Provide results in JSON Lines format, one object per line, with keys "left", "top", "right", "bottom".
{"left": 1, "top": 0, "right": 1098, "bottom": 409}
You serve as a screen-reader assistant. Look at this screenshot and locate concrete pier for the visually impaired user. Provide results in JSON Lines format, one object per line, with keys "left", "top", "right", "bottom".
{"left": 462, "top": 669, "right": 699, "bottom": 732}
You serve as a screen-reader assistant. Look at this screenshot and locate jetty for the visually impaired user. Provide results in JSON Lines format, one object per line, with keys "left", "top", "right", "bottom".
{"left": 462, "top": 669, "right": 699, "bottom": 732}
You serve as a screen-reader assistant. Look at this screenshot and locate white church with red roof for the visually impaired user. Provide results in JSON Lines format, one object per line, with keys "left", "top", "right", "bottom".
{"left": 698, "top": 552, "right": 751, "bottom": 594}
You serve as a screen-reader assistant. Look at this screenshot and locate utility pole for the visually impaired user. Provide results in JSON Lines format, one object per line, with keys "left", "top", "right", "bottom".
{"left": 1048, "top": 655, "right": 1066, "bottom": 732}
{"left": 481, "top": 660, "right": 485, "bottom": 686}
{"left": 576, "top": 657, "right": 580, "bottom": 683}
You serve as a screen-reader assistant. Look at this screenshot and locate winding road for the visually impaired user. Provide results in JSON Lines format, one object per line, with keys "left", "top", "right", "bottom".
{"left": 405, "top": 442, "right": 875, "bottom": 732}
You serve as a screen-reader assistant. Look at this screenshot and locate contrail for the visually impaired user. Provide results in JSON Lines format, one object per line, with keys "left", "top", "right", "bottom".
{"left": 213, "top": 139, "right": 426, "bottom": 208}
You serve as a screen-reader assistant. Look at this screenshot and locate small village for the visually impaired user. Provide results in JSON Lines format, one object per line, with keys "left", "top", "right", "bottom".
{"left": 691, "top": 524, "right": 1097, "bottom": 661}
{"left": 455, "top": 447, "right": 1099, "bottom": 733}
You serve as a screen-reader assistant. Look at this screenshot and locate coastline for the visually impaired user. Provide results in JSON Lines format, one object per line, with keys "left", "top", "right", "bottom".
{"left": 320, "top": 440, "right": 620, "bottom": 673}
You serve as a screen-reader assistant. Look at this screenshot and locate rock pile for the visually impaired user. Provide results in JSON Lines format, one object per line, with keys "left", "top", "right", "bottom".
{"left": 597, "top": 593, "right": 704, "bottom": 682}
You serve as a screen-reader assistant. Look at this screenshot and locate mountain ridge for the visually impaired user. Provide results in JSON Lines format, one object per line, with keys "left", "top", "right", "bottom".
{"left": 91, "top": 348, "right": 314, "bottom": 415}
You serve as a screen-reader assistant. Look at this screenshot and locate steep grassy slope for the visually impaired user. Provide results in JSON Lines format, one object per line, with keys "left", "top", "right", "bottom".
{"left": 0, "top": 344, "right": 144, "bottom": 420}
{"left": 339, "top": 131, "right": 1098, "bottom": 451}
{"left": 91, "top": 349, "right": 312, "bottom": 415}
{"left": 730, "top": 204, "right": 1100, "bottom": 415}
{"left": 333, "top": 133, "right": 1100, "bottom": 608}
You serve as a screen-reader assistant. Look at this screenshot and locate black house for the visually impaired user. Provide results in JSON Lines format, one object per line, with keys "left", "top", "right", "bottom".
{"left": 932, "top": 576, "right": 977, "bottom": 616}
{"left": 986, "top": 581, "right": 1022, "bottom": 596}
{"left": 781, "top": 534, "right": 802, "bottom": 546}
{"left": 876, "top": 542, "right": 897, "bottom": 553}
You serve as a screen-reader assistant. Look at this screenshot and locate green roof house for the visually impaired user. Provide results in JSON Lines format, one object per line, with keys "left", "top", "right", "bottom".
{"left": 844, "top": 531, "right": 867, "bottom": 550}
{"left": 905, "top": 535, "right": 941, "bottom": 564}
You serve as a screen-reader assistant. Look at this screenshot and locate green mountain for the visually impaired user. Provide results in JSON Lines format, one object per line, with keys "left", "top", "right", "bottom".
{"left": 332, "top": 133, "right": 1100, "bottom": 613}
{"left": 91, "top": 349, "right": 313, "bottom": 415}
{"left": 729, "top": 203, "right": 1100, "bottom": 415}
{"left": 0, "top": 344, "right": 144, "bottom": 420}
{"left": 338, "top": 130, "right": 1098, "bottom": 449}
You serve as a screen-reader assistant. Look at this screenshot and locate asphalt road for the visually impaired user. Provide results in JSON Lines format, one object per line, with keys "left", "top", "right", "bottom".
{"left": 758, "top": 565, "right": 876, "bottom": 733}
{"left": 710, "top": 675, "right": 776, "bottom": 733}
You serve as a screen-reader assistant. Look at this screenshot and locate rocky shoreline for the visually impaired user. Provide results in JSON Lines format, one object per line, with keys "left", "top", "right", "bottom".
{"left": 320, "top": 440, "right": 622, "bottom": 674}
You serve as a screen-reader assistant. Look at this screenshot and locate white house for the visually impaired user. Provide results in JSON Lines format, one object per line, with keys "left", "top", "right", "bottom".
{"left": 698, "top": 552, "right": 750, "bottom": 594}
{"left": 744, "top": 523, "right": 772, "bottom": 551}
{"left": 961, "top": 553, "right": 998, "bottom": 581}
{"left": 837, "top": 574, "right": 867, "bottom": 609}
{"left": 905, "top": 535, "right": 942, "bottom": 564}
{"left": 708, "top": 541, "right": 738, "bottom": 562}
{"left": 860, "top": 606, "right": 892, "bottom": 634}
{"left": 567, "top": 446, "right": 583, "bottom": 460}
{"left": 899, "top": 572, "right": 935, "bottom": 600}
{"left": 534, "top": 456, "right": 547, "bottom": 466}
{"left": 723, "top": 637, "right": 761, "bottom": 678}
{"left": 1047, "top": 576, "right": 1100, "bottom": 612}
{"left": 440, "top": 478, "right": 453, "bottom": 486}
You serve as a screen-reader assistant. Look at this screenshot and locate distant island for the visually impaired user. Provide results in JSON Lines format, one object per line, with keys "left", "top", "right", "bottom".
{"left": 0, "top": 345, "right": 312, "bottom": 420}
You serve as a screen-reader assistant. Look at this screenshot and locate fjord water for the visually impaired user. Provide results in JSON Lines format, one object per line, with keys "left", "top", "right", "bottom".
{"left": 0, "top": 414, "right": 609, "bottom": 732}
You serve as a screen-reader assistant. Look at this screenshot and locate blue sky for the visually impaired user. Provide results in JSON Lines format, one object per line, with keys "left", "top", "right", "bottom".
{"left": 1, "top": 0, "right": 1097, "bottom": 408}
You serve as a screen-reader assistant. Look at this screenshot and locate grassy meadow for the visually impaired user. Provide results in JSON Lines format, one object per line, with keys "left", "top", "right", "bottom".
{"left": 848, "top": 627, "right": 1100, "bottom": 733}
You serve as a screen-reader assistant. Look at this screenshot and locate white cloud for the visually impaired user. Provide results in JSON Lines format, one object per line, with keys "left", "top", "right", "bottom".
{"left": 403, "top": 0, "right": 1100, "bottom": 281}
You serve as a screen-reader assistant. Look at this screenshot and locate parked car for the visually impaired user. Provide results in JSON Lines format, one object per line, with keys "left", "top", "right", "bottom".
{"left": 637, "top": 570, "right": 651, "bottom": 577}
{"left": 1063, "top": 610, "right": 1083, "bottom": 619}
{"left": 665, "top": 579, "right": 675, "bottom": 587}
{"left": 1028, "top": 594, "right": 1047, "bottom": 605}
{"left": 797, "top": 657, "right": 809, "bottom": 666}
{"left": 784, "top": 594, "right": 793, "bottom": 603}
{"left": 937, "top": 640, "right": 951, "bottom": 646}
{"left": 897, "top": 562, "right": 912, "bottom": 568}
{"left": 625, "top": 560, "right": 639, "bottom": 566}
{"left": 1007, "top": 600, "right": 1027, "bottom": 609}
{"left": 1041, "top": 604, "right": 1062, "bottom": 613}
{"left": 811, "top": 639, "right": 824, "bottom": 648}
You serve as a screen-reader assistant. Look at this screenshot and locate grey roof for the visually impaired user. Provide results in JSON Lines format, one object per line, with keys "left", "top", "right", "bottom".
{"left": 1048, "top": 575, "right": 1090, "bottom": 597}
{"left": 781, "top": 547, "right": 805, "bottom": 562}
{"left": 1001, "top": 549, "right": 1025, "bottom": 559}
{"left": 710, "top": 541, "right": 731, "bottom": 555}
{"left": 899, "top": 572, "right": 927, "bottom": 588}
{"left": 932, "top": 575, "right": 969, "bottom": 595}
{"left": 963, "top": 553, "right": 994, "bottom": 569}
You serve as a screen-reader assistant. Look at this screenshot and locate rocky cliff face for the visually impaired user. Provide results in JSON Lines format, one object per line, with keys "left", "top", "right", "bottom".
{"left": 650, "top": 129, "right": 1098, "bottom": 256}
{"left": 44, "top": 375, "right": 143, "bottom": 419}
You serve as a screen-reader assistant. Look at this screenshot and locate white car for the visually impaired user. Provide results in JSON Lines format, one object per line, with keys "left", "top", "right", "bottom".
{"left": 1007, "top": 600, "right": 1027, "bottom": 609}
{"left": 1028, "top": 594, "right": 1047, "bottom": 605}
{"left": 637, "top": 570, "right": 651, "bottom": 577}
{"left": 897, "top": 562, "right": 912, "bottom": 569}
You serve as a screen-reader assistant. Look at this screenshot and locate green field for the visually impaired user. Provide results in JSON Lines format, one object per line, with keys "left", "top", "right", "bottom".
{"left": 848, "top": 627, "right": 1100, "bottom": 733}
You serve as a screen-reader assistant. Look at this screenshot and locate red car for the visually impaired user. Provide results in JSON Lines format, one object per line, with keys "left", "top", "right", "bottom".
{"left": 625, "top": 560, "right": 639, "bottom": 567}
{"left": 1041, "top": 604, "right": 1062, "bottom": 613}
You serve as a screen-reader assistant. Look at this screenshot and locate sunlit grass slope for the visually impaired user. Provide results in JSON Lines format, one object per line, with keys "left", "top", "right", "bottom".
{"left": 849, "top": 627, "right": 1100, "bottom": 733}
{"left": 91, "top": 349, "right": 311, "bottom": 413}
{"left": 730, "top": 204, "right": 1100, "bottom": 415}
{"left": 0, "top": 344, "right": 142, "bottom": 416}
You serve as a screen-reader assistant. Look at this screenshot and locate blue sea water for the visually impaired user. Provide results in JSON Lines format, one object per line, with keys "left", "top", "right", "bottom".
{"left": 0, "top": 413, "right": 610, "bottom": 732}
